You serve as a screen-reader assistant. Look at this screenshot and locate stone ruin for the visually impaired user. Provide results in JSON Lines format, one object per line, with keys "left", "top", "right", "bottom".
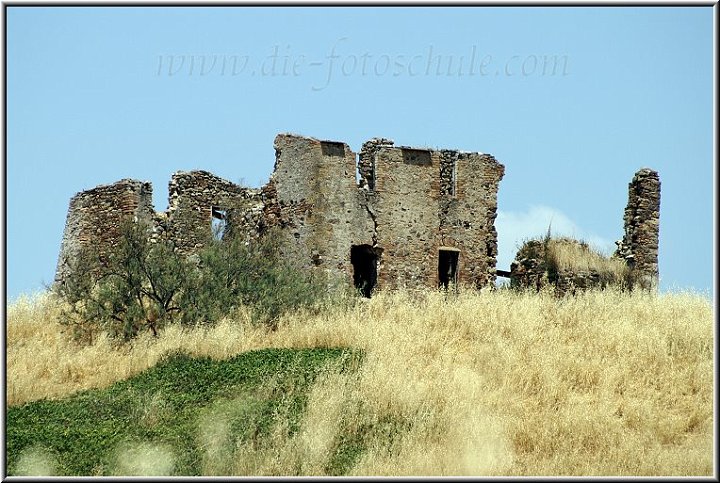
{"left": 55, "top": 133, "right": 505, "bottom": 295}
{"left": 613, "top": 168, "right": 661, "bottom": 290}
{"left": 509, "top": 168, "right": 661, "bottom": 293}
{"left": 509, "top": 237, "right": 629, "bottom": 295}
{"left": 55, "top": 133, "right": 660, "bottom": 296}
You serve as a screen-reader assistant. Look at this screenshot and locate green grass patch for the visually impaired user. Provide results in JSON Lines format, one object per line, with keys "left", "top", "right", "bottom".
{"left": 6, "top": 347, "right": 359, "bottom": 476}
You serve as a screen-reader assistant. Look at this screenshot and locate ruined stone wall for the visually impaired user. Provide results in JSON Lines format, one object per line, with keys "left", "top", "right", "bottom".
{"left": 55, "top": 134, "right": 505, "bottom": 294}
{"left": 511, "top": 168, "right": 660, "bottom": 294}
{"left": 55, "top": 171, "right": 261, "bottom": 286}
{"left": 265, "top": 134, "right": 375, "bottom": 286}
{"left": 509, "top": 238, "right": 624, "bottom": 295}
{"left": 438, "top": 150, "right": 505, "bottom": 287}
{"left": 166, "top": 170, "right": 262, "bottom": 255}
{"left": 365, "top": 144, "right": 504, "bottom": 290}
{"left": 358, "top": 137, "right": 393, "bottom": 191}
{"left": 54, "top": 179, "right": 154, "bottom": 284}
{"left": 263, "top": 135, "right": 505, "bottom": 292}
{"left": 614, "top": 168, "right": 660, "bottom": 290}
{"left": 370, "top": 146, "right": 441, "bottom": 289}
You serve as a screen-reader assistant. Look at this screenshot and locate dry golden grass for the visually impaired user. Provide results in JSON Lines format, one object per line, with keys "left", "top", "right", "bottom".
{"left": 546, "top": 237, "right": 628, "bottom": 279}
{"left": 6, "top": 287, "right": 715, "bottom": 476}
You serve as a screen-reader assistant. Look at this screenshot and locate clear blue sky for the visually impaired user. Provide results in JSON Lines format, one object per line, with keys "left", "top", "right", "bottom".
{"left": 5, "top": 6, "right": 715, "bottom": 301}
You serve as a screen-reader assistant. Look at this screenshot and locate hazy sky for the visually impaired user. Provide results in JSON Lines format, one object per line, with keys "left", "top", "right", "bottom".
{"left": 5, "top": 6, "right": 714, "bottom": 300}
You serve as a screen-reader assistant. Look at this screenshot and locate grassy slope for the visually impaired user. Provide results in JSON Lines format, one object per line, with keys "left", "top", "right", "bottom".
{"left": 7, "top": 348, "right": 360, "bottom": 476}
{"left": 6, "top": 288, "right": 715, "bottom": 476}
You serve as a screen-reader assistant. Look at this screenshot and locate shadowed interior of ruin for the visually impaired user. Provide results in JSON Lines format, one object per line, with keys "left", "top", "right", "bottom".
{"left": 438, "top": 248, "right": 459, "bottom": 289}
{"left": 351, "top": 244, "right": 379, "bottom": 298}
{"left": 402, "top": 148, "right": 432, "bottom": 166}
{"left": 320, "top": 141, "right": 345, "bottom": 157}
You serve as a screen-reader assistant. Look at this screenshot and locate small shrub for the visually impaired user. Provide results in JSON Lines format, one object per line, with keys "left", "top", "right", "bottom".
{"left": 56, "top": 220, "right": 189, "bottom": 342}
{"left": 55, "top": 221, "right": 327, "bottom": 342}
{"left": 182, "top": 229, "right": 327, "bottom": 329}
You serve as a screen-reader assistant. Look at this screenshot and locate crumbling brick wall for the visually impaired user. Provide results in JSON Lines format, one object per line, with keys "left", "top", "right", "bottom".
{"left": 365, "top": 144, "right": 504, "bottom": 290}
{"left": 370, "top": 145, "right": 441, "bottom": 289}
{"left": 357, "top": 137, "right": 393, "bottom": 191}
{"left": 264, "top": 134, "right": 505, "bottom": 291}
{"left": 54, "top": 179, "right": 154, "bottom": 284}
{"left": 614, "top": 168, "right": 661, "bottom": 290}
{"left": 54, "top": 133, "right": 505, "bottom": 294}
{"left": 437, "top": 150, "right": 505, "bottom": 288}
{"left": 54, "top": 171, "right": 261, "bottom": 286}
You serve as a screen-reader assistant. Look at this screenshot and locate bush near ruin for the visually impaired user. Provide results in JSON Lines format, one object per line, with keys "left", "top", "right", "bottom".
{"left": 55, "top": 220, "right": 327, "bottom": 342}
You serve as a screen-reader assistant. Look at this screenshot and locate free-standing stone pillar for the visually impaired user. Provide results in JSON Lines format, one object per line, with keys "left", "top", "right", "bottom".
{"left": 615, "top": 168, "right": 661, "bottom": 290}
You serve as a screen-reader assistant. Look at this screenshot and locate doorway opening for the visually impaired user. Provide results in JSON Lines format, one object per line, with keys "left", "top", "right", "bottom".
{"left": 438, "top": 248, "right": 459, "bottom": 289}
{"left": 351, "top": 245, "right": 379, "bottom": 298}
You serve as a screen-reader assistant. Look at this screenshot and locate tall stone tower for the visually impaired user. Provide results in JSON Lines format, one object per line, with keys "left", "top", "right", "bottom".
{"left": 615, "top": 168, "right": 661, "bottom": 290}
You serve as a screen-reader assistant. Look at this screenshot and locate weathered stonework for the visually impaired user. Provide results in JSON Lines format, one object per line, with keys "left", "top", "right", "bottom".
{"left": 258, "top": 134, "right": 376, "bottom": 288}
{"left": 164, "top": 170, "right": 262, "bottom": 255}
{"left": 364, "top": 143, "right": 504, "bottom": 290}
{"left": 55, "top": 179, "right": 155, "bottom": 282}
{"left": 614, "top": 168, "right": 661, "bottom": 290}
{"left": 54, "top": 172, "right": 262, "bottom": 285}
{"left": 509, "top": 238, "right": 626, "bottom": 295}
{"left": 509, "top": 168, "right": 661, "bottom": 294}
{"left": 55, "top": 133, "right": 505, "bottom": 295}
{"left": 509, "top": 240, "right": 549, "bottom": 291}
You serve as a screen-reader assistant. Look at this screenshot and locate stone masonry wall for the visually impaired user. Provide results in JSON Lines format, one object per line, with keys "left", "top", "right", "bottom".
{"left": 438, "top": 150, "right": 505, "bottom": 287}
{"left": 165, "top": 170, "right": 262, "bottom": 255}
{"left": 510, "top": 169, "right": 660, "bottom": 294}
{"left": 509, "top": 238, "right": 622, "bottom": 295}
{"left": 371, "top": 145, "right": 441, "bottom": 290}
{"left": 264, "top": 134, "right": 375, "bottom": 287}
{"left": 55, "top": 133, "right": 505, "bottom": 294}
{"left": 360, "top": 142, "right": 504, "bottom": 290}
{"left": 55, "top": 179, "right": 154, "bottom": 284}
{"left": 358, "top": 137, "right": 393, "bottom": 191}
{"left": 614, "top": 168, "right": 661, "bottom": 289}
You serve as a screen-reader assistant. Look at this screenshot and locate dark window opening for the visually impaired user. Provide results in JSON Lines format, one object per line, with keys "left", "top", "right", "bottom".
{"left": 321, "top": 141, "right": 345, "bottom": 157}
{"left": 438, "top": 249, "right": 459, "bottom": 289}
{"left": 211, "top": 206, "right": 227, "bottom": 241}
{"left": 351, "top": 244, "right": 379, "bottom": 298}
{"left": 402, "top": 149, "right": 432, "bottom": 166}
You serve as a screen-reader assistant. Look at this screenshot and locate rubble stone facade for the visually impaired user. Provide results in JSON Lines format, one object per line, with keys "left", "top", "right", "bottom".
{"left": 55, "top": 179, "right": 155, "bottom": 283}
{"left": 614, "top": 168, "right": 661, "bottom": 290}
{"left": 55, "top": 133, "right": 505, "bottom": 294}
{"left": 164, "top": 170, "right": 262, "bottom": 255}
